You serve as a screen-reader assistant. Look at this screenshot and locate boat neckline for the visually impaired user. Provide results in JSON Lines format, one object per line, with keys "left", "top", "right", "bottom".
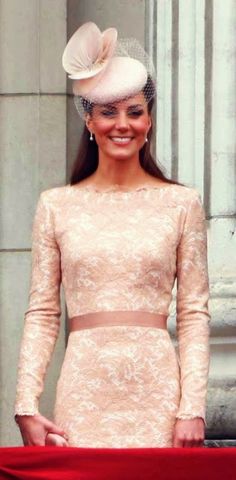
{"left": 71, "top": 182, "right": 173, "bottom": 194}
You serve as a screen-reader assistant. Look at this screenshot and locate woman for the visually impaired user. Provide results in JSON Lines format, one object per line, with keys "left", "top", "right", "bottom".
{"left": 15, "top": 22, "right": 211, "bottom": 448}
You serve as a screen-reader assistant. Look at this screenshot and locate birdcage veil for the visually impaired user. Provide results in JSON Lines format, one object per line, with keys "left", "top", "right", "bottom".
{"left": 62, "top": 22, "right": 156, "bottom": 119}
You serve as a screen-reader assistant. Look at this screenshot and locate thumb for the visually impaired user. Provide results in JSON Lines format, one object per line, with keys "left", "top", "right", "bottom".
{"left": 46, "top": 421, "right": 68, "bottom": 439}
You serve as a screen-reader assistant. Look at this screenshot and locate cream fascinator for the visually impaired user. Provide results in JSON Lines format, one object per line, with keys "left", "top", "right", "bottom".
{"left": 62, "top": 22, "right": 156, "bottom": 117}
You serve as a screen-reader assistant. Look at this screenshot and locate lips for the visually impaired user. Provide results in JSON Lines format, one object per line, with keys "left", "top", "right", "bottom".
{"left": 109, "top": 136, "right": 134, "bottom": 144}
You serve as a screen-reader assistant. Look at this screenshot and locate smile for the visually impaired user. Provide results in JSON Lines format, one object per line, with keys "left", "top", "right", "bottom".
{"left": 109, "top": 137, "right": 134, "bottom": 144}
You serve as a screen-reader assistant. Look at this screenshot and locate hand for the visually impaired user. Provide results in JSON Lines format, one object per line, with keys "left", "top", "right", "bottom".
{"left": 172, "top": 417, "right": 205, "bottom": 447}
{"left": 15, "top": 414, "right": 69, "bottom": 447}
{"left": 45, "top": 433, "right": 69, "bottom": 447}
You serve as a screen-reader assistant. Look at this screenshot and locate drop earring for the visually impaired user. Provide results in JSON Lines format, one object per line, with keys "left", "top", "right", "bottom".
{"left": 90, "top": 131, "right": 94, "bottom": 141}
{"left": 145, "top": 137, "right": 148, "bottom": 143}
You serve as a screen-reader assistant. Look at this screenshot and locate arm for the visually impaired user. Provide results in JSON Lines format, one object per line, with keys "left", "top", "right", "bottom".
{"left": 175, "top": 190, "right": 211, "bottom": 425}
{"left": 15, "top": 191, "right": 62, "bottom": 417}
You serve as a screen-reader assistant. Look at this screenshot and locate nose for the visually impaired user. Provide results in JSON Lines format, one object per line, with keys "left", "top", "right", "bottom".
{"left": 115, "top": 112, "right": 129, "bottom": 131}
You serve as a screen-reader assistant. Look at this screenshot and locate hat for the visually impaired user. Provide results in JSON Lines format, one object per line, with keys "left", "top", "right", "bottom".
{"left": 62, "top": 22, "right": 156, "bottom": 116}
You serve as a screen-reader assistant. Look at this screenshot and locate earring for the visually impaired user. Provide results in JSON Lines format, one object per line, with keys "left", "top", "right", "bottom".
{"left": 145, "top": 137, "right": 148, "bottom": 143}
{"left": 90, "top": 131, "right": 94, "bottom": 141}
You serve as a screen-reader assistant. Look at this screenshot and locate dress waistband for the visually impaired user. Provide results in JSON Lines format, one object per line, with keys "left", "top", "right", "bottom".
{"left": 69, "top": 311, "right": 168, "bottom": 332}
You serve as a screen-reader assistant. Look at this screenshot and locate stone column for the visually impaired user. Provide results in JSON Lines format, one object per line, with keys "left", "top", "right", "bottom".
{"left": 147, "top": 0, "right": 236, "bottom": 440}
{"left": 207, "top": 0, "right": 236, "bottom": 441}
{"left": 0, "top": 0, "right": 67, "bottom": 446}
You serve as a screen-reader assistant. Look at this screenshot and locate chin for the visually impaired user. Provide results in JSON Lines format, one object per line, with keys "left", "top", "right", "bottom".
{"left": 106, "top": 147, "right": 139, "bottom": 160}
{"left": 110, "top": 152, "right": 136, "bottom": 161}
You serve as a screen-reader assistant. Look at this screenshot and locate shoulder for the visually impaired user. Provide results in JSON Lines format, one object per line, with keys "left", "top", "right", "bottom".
{"left": 38, "top": 184, "right": 72, "bottom": 208}
{"left": 161, "top": 183, "right": 203, "bottom": 206}
{"left": 167, "top": 185, "right": 207, "bottom": 231}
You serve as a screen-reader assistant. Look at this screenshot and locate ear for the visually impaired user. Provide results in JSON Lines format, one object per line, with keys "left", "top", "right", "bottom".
{"left": 147, "top": 115, "right": 152, "bottom": 131}
{"left": 85, "top": 113, "right": 92, "bottom": 131}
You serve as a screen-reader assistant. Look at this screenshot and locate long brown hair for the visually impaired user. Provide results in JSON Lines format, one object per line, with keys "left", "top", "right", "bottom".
{"left": 70, "top": 78, "right": 180, "bottom": 186}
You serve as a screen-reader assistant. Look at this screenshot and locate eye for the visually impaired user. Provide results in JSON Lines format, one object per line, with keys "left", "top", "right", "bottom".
{"left": 100, "top": 110, "right": 116, "bottom": 117}
{"left": 128, "top": 110, "right": 144, "bottom": 117}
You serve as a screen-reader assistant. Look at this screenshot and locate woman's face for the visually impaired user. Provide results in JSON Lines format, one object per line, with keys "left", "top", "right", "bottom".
{"left": 86, "top": 92, "right": 152, "bottom": 161}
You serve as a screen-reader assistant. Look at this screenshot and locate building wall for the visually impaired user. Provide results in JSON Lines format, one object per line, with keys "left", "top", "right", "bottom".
{"left": 0, "top": 0, "right": 235, "bottom": 446}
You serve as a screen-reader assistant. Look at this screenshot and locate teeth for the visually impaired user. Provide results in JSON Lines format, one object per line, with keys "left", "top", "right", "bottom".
{"left": 111, "top": 137, "right": 132, "bottom": 143}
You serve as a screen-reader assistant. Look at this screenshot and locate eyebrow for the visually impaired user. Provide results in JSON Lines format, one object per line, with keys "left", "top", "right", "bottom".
{"left": 127, "top": 104, "right": 144, "bottom": 109}
{"left": 99, "top": 103, "right": 145, "bottom": 110}
{"left": 100, "top": 104, "right": 116, "bottom": 110}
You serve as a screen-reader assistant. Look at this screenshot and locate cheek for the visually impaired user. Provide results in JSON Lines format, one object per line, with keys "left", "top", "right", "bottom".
{"left": 93, "top": 120, "right": 112, "bottom": 138}
{"left": 132, "top": 118, "right": 150, "bottom": 135}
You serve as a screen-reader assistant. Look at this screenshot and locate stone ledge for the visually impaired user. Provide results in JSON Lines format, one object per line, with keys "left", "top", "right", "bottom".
{"left": 205, "top": 440, "right": 236, "bottom": 447}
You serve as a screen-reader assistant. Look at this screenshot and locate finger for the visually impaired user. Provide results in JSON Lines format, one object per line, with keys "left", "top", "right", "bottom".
{"left": 185, "top": 437, "right": 203, "bottom": 448}
{"left": 46, "top": 421, "right": 68, "bottom": 438}
{"left": 186, "top": 434, "right": 204, "bottom": 448}
{"left": 184, "top": 440, "right": 194, "bottom": 448}
{"left": 45, "top": 433, "right": 68, "bottom": 447}
{"left": 172, "top": 436, "right": 185, "bottom": 448}
{"left": 49, "top": 429, "right": 69, "bottom": 442}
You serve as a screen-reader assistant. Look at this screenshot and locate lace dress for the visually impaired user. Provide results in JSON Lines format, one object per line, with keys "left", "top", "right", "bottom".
{"left": 15, "top": 183, "right": 211, "bottom": 447}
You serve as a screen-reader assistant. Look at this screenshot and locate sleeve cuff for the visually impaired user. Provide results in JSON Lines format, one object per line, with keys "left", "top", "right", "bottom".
{"left": 176, "top": 413, "right": 207, "bottom": 427}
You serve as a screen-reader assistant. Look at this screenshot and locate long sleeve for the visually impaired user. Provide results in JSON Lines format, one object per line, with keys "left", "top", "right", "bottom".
{"left": 15, "top": 192, "right": 62, "bottom": 416}
{"left": 175, "top": 190, "right": 211, "bottom": 423}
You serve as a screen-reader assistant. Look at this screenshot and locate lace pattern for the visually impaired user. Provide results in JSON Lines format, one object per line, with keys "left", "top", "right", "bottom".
{"left": 15, "top": 183, "right": 211, "bottom": 445}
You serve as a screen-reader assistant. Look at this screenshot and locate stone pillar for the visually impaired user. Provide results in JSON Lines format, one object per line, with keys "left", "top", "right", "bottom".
{"left": 0, "top": 0, "right": 67, "bottom": 446}
{"left": 147, "top": 0, "right": 236, "bottom": 439}
{"left": 207, "top": 0, "right": 236, "bottom": 441}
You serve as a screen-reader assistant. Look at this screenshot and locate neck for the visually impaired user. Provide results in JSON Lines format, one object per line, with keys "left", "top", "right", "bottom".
{"left": 91, "top": 152, "right": 150, "bottom": 187}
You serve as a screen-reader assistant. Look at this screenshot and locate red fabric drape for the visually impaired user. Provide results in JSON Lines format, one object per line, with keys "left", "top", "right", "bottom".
{"left": 0, "top": 446, "right": 235, "bottom": 480}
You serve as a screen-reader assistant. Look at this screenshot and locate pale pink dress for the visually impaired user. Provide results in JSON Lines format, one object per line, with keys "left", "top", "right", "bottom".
{"left": 15, "top": 183, "right": 210, "bottom": 447}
